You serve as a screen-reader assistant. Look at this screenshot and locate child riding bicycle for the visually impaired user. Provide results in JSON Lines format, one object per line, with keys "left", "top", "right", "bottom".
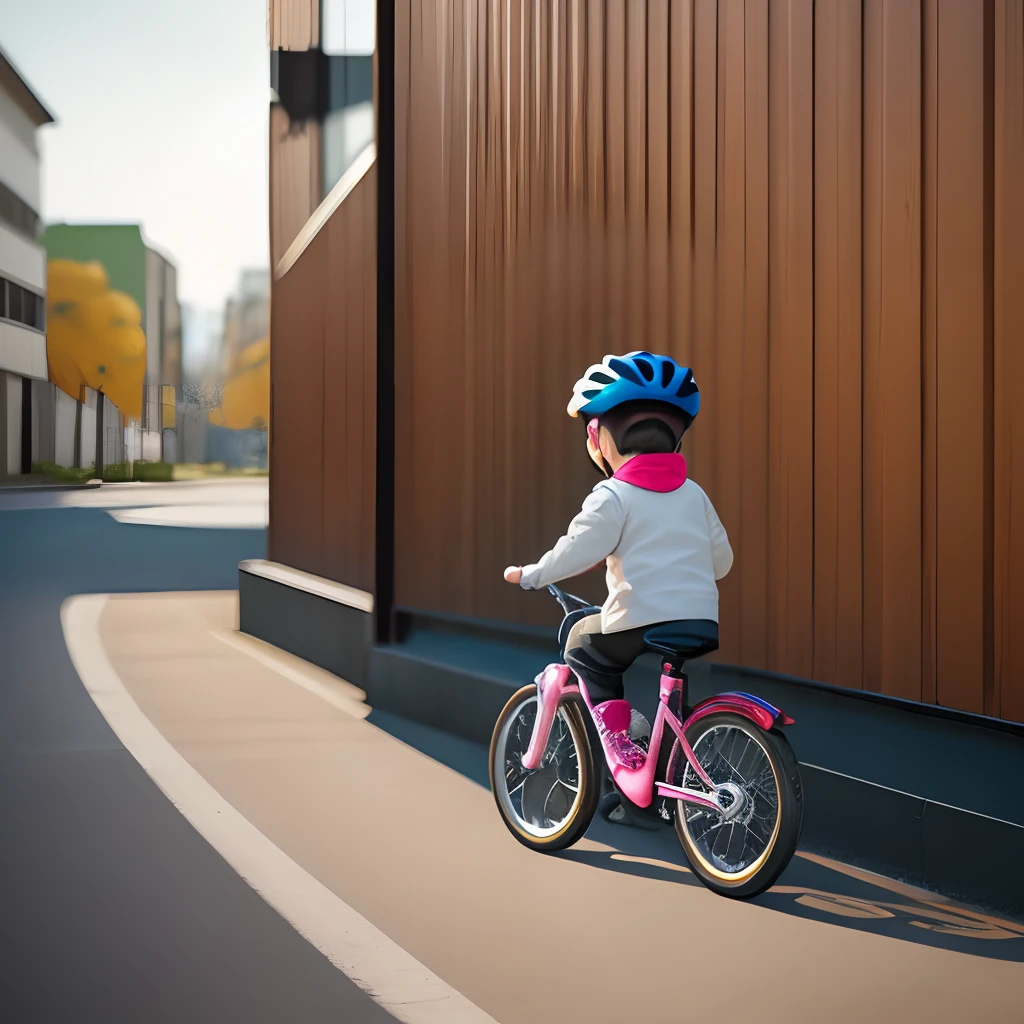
{"left": 503, "top": 351, "right": 733, "bottom": 826}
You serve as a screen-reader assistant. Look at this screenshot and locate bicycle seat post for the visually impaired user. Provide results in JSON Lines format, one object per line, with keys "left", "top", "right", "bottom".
{"left": 659, "top": 656, "right": 689, "bottom": 716}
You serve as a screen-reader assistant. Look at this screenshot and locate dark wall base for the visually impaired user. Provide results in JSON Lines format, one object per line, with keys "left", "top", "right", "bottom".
{"left": 800, "top": 766, "right": 1024, "bottom": 919}
{"left": 237, "top": 573, "right": 1024, "bottom": 919}
{"left": 369, "top": 646, "right": 520, "bottom": 745}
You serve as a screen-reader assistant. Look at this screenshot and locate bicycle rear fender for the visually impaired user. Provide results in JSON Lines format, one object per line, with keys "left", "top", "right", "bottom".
{"left": 687, "top": 691, "right": 795, "bottom": 732}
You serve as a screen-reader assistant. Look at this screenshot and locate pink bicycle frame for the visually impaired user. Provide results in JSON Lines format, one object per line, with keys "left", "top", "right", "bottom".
{"left": 521, "top": 660, "right": 793, "bottom": 816}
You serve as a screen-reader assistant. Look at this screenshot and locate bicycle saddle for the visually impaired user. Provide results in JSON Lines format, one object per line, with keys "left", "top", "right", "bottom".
{"left": 643, "top": 620, "right": 719, "bottom": 660}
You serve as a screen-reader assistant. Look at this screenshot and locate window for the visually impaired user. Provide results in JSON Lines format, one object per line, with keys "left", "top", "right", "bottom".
{"left": 0, "top": 180, "right": 41, "bottom": 239}
{"left": 322, "top": 0, "right": 376, "bottom": 57}
{"left": 1, "top": 277, "right": 45, "bottom": 331}
{"left": 322, "top": 54, "right": 374, "bottom": 197}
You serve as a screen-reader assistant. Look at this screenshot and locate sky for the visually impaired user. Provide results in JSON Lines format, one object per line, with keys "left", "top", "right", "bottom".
{"left": 0, "top": 0, "right": 269, "bottom": 321}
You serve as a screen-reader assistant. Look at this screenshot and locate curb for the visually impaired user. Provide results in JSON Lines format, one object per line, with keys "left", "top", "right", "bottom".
{"left": 0, "top": 480, "right": 102, "bottom": 493}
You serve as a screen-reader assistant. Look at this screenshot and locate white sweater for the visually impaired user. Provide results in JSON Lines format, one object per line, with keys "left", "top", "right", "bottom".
{"left": 519, "top": 477, "right": 733, "bottom": 633}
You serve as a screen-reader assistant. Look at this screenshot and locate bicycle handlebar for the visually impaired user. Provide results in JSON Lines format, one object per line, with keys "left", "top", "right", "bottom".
{"left": 546, "top": 584, "right": 593, "bottom": 615}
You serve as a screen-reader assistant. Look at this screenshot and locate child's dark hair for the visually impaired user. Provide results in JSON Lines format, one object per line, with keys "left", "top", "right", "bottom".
{"left": 592, "top": 400, "right": 692, "bottom": 457}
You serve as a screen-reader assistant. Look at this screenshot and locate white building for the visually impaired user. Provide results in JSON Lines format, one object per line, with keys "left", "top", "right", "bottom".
{"left": 0, "top": 46, "right": 53, "bottom": 476}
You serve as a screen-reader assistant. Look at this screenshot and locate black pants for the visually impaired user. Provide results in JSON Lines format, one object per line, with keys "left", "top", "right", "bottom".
{"left": 564, "top": 616, "right": 653, "bottom": 704}
{"left": 565, "top": 615, "right": 678, "bottom": 814}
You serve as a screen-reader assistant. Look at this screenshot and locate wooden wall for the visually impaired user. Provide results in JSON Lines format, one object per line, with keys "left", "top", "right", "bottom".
{"left": 269, "top": 164, "right": 377, "bottom": 594}
{"left": 391, "top": 0, "right": 1024, "bottom": 720}
{"left": 269, "top": 0, "right": 319, "bottom": 50}
{"left": 270, "top": 105, "right": 322, "bottom": 272}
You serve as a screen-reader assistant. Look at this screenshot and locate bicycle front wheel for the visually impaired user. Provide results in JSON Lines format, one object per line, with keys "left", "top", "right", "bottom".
{"left": 667, "top": 712, "right": 802, "bottom": 898}
{"left": 489, "top": 684, "right": 599, "bottom": 852}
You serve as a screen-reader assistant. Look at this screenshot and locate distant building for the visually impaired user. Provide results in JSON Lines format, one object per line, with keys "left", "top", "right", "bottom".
{"left": 220, "top": 268, "right": 268, "bottom": 376}
{"left": 0, "top": 45, "right": 53, "bottom": 475}
{"left": 40, "top": 223, "right": 182, "bottom": 394}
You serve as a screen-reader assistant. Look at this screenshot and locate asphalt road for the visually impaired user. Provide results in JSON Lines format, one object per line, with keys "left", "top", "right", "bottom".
{"left": 0, "top": 493, "right": 394, "bottom": 1023}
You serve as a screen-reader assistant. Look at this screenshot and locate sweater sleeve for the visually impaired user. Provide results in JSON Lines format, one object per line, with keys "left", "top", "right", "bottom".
{"left": 519, "top": 484, "right": 625, "bottom": 590}
{"left": 703, "top": 492, "right": 734, "bottom": 580}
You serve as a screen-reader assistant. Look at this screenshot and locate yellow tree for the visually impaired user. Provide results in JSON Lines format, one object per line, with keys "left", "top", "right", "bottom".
{"left": 46, "top": 258, "right": 147, "bottom": 420}
{"left": 209, "top": 336, "right": 269, "bottom": 430}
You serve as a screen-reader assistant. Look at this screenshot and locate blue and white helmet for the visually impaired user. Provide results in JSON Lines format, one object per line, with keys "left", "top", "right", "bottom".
{"left": 567, "top": 351, "right": 700, "bottom": 423}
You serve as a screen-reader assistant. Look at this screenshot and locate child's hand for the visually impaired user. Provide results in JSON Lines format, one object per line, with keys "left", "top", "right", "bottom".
{"left": 503, "top": 566, "right": 523, "bottom": 585}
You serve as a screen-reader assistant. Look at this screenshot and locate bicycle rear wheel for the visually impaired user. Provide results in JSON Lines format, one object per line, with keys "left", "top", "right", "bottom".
{"left": 667, "top": 712, "right": 802, "bottom": 898}
{"left": 489, "top": 684, "right": 599, "bottom": 852}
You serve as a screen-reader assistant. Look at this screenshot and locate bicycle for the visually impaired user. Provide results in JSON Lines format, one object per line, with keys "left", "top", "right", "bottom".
{"left": 489, "top": 584, "right": 804, "bottom": 898}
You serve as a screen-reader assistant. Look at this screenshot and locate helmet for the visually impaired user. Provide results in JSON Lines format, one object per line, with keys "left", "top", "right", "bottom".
{"left": 567, "top": 351, "right": 700, "bottom": 422}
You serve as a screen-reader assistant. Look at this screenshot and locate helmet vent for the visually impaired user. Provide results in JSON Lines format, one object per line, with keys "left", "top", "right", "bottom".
{"left": 607, "top": 358, "right": 644, "bottom": 384}
{"left": 661, "top": 360, "right": 675, "bottom": 388}
{"left": 590, "top": 371, "right": 616, "bottom": 385}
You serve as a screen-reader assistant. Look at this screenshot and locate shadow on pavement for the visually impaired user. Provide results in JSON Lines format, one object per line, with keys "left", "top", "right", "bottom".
{"left": 367, "top": 707, "right": 1024, "bottom": 963}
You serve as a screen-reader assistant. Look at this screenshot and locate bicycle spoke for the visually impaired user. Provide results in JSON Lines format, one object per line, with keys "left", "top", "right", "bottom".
{"left": 495, "top": 697, "right": 586, "bottom": 839}
{"left": 680, "top": 721, "right": 778, "bottom": 876}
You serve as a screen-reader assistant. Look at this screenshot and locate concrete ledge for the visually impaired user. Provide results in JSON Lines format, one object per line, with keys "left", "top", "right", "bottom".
{"left": 239, "top": 559, "right": 373, "bottom": 613}
{"left": 238, "top": 564, "right": 373, "bottom": 688}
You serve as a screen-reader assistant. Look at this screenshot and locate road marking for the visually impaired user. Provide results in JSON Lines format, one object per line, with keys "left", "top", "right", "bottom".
{"left": 62, "top": 594, "right": 500, "bottom": 1024}
{"left": 208, "top": 627, "right": 372, "bottom": 720}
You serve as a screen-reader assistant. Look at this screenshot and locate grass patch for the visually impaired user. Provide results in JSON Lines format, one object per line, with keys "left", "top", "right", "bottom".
{"left": 172, "top": 462, "right": 268, "bottom": 480}
{"left": 31, "top": 461, "right": 96, "bottom": 485}
{"left": 101, "top": 461, "right": 174, "bottom": 483}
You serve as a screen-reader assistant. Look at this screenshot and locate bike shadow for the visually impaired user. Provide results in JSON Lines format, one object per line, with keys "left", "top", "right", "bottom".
{"left": 560, "top": 819, "right": 1024, "bottom": 962}
{"left": 366, "top": 706, "right": 1024, "bottom": 963}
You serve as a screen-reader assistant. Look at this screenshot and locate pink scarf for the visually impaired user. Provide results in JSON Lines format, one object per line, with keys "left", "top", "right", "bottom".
{"left": 613, "top": 453, "right": 688, "bottom": 492}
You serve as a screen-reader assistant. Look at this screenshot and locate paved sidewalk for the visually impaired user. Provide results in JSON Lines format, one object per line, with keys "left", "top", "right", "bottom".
{"left": 0, "top": 476, "right": 268, "bottom": 512}
{"left": 90, "top": 592, "right": 1024, "bottom": 1024}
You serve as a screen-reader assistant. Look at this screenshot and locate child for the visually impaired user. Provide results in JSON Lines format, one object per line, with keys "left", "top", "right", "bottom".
{"left": 503, "top": 351, "right": 733, "bottom": 825}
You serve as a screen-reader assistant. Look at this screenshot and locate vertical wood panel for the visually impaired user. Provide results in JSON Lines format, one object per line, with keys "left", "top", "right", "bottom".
{"left": 995, "top": 0, "right": 1024, "bottom": 723}
{"left": 323, "top": 170, "right": 377, "bottom": 591}
{"left": 934, "top": 0, "right": 991, "bottom": 714}
{"left": 606, "top": 1, "right": 628, "bottom": 347}
{"left": 690, "top": 0, "right": 718, "bottom": 497}
{"left": 394, "top": 0, "right": 413, "bottom": 585}
{"left": 269, "top": 107, "right": 321, "bottom": 272}
{"left": 269, "top": 231, "right": 326, "bottom": 578}
{"left": 739, "top": 0, "right": 770, "bottom": 669}
{"left": 669, "top": 0, "right": 694, "bottom": 367}
{"left": 713, "top": 0, "right": 746, "bottom": 663}
{"left": 626, "top": 0, "right": 648, "bottom": 342}
{"left": 269, "top": 0, "right": 319, "bottom": 50}
{"left": 922, "top": 0, "right": 939, "bottom": 706}
{"left": 863, "top": 0, "right": 923, "bottom": 700}
{"left": 767, "top": 0, "right": 814, "bottom": 678}
{"left": 648, "top": 1, "right": 671, "bottom": 354}
{"left": 814, "top": 0, "right": 863, "bottom": 688}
